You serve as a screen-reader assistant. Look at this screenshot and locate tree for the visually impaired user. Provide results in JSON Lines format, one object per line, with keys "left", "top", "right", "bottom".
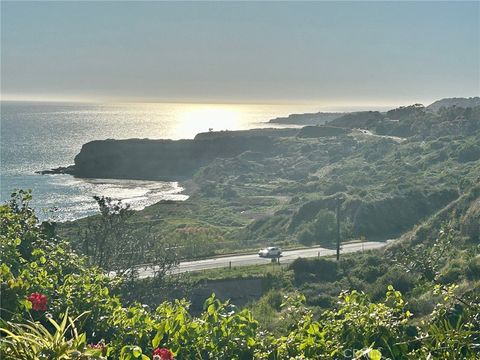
{"left": 297, "top": 210, "right": 337, "bottom": 247}
{"left": 394, "top": 225, "right": 453, "bottom": 282}
{"left": 80, "top": 196, "right": 178, "bottom": 282}
{"left": 297, "top": 227, "right": 315, "bottom": 246}
{"left": 312, "top": 209, "right": 337, "bottom": 246}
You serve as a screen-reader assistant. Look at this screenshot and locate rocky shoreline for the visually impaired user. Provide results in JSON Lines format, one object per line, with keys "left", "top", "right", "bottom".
{"left": 36, "top": 165, "right": 76, "bottom": 176}
{"left": 38, "top": 133, "right": 276, "bottom": 181}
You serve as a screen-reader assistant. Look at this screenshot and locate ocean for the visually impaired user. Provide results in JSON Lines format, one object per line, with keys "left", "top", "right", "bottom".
{"left": 0, "top": 101, "right": 317, "bottom": 221}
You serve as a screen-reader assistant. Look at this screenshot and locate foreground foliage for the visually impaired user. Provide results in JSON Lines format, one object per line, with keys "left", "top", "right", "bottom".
{"left": 0, "top": 310, "right": 104, "bottom": 360}
{"left": 1, "top": 192, "right": 479, "bottom": 359}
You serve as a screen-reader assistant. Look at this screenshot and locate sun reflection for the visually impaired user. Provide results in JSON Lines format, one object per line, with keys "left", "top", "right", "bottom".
{"left": 175, "top": 105, "right": 241, "bottom": 139}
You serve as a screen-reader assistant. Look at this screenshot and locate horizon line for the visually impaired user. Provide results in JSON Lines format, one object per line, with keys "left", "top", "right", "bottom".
{"left": 1, "top": 95, "right": 463, "bottom": 111}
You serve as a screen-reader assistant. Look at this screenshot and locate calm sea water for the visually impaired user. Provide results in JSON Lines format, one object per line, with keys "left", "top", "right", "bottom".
{"left": 1, "top": 101, "right": 317, "bottom": 221}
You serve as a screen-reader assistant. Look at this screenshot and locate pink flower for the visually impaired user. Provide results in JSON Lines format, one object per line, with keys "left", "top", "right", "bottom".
{"left": 153, "top": 348, "right": 174, "bottom": 360}
{"left": 27, "top": 292, "right": 48, "bottom": 311}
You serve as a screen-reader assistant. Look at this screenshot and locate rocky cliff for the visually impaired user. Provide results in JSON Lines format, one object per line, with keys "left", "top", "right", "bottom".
{"left": 68, "top": 135, "right": 275, "bottom": 181}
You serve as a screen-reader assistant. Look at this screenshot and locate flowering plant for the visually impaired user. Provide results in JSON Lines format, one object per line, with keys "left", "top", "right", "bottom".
{"left": 27, "top": 293, "right": 48, "bottom": 311}
{"left": 152, "top": 347, "right": 174, "bottom": 360}
{"left": 89, "top": 342, "right": 107, "bottom": 356}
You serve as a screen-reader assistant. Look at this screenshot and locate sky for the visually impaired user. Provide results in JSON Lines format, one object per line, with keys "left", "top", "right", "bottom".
{"left": 1, "top": 1, "right": 479, "bottom": 106}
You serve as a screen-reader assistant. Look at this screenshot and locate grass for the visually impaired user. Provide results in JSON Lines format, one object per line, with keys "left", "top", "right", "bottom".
{"left": 186, "top": 262, "right": 291, "bottom": 283}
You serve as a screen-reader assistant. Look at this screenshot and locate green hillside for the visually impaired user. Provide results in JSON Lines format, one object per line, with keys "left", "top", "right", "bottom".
{"left": 2, "top": 102, "right": 480, "bottom": 359}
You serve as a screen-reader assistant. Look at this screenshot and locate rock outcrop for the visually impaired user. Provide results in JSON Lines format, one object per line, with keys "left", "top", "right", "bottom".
{"left": 57, "top": 135, "right": 275, "bottom": 181}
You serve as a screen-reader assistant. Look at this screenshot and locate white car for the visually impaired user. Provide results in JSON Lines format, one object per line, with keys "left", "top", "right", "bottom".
{"left": 258, "top": 246, "right": 282, "bottom": 258}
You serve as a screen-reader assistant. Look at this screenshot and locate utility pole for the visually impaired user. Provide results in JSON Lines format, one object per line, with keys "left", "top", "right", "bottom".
{"left": 336, "top": 196, "right": 341, "bottom": 261}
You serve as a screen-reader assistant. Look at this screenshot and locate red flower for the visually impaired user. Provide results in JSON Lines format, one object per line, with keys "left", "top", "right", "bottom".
{"left": 89, "top": 343, "right": 107, "bottom": 355}
{"left": 152, "top": 348, "right": 174, "bottom": 360}
{"left": 27, "top": 292, "right": 48, "bottom": 311}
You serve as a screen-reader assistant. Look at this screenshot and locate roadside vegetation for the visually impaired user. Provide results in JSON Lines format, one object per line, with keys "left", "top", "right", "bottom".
{"left": 1, "top": 192, "right": 479, "bottom": 359}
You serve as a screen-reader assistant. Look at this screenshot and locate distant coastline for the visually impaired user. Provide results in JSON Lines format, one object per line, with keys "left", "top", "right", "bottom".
{"left": 268, "top": 112, "right": 343, "bottom": 125}
{"left": 2, "top": 101, "right": 319, "bottom": 221}
{"left": 39, "top": 96, "right": 480, "bottom": 183}
{"left": 8, "top": 96, "right": 479, "bottom": 221}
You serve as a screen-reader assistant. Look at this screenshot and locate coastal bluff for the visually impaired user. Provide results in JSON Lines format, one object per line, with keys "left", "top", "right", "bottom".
{"left": 56, "top": 134, "right": 275, "bottom": 181}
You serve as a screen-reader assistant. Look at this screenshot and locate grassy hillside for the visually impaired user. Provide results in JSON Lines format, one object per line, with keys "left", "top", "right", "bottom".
{"left": 3, "top": 101, "right": 480, "bottom": 359}
{"left": 58, "top": 105, "right": 480, "bottom": 262}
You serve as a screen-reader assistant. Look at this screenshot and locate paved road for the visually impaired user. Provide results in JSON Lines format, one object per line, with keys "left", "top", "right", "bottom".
{"left": 355, "top": 129, "right": 406, "bottom": 142}
{"left": 136, "top": 241, "right": 390, "bottom": 279}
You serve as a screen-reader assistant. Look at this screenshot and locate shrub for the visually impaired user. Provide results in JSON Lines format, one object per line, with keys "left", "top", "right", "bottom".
{"left": 461, "top": 198, "right": 480, "bottom": 242}
{"left": 438, "top": 258, "right": 467, "bottom": 284}
{"left": 0, "top": 310, "right": 104, "bottom": 360}
{"left": 466, "top": 256, "right": 480, "bottom": 280}
{"left": 297, "top": 226, "right": 315, "bottom": 246}
{"left": 290, "top": 257, "right": 338, "bottom": 284}
{"left": 356, "top": 264, "right": 386, "bottom": 283}
{"left": 370, "top": 267, "right": 416, "bottom": 301}
{"left": 307, "top": 294, "right": 334, "bottom": 308}
{"left": 457, "top": 142, "right": 480, "bottom": 162}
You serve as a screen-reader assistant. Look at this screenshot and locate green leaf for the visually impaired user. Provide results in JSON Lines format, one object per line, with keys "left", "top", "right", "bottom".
{"left": 369, "top": 349, "right": 382, "bottom": 360}
{"left": 152, "top": 331, "right": 162, "bottom": 348}
{"left": 132, "top": 346, "right": 142, "bottom": 358}
{"left": 21, "top": 299, "right": 32, "bottom": 310}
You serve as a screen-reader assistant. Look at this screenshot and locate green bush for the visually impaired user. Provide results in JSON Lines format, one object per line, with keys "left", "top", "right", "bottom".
{"left": 2, "top": 192, "right": 480, "bottom": 359}
{"left": 438, "top": 258, "right": 467, "bottom": 284}
{"left": 0, "top": 310, "right": 105, "bottom": 360}
{"left": 290, "top": 257, "right": 338, "bottom": 284}
{"left": 356, "top": 264, "right": 386, "bottom": 283}
{"left": 461, "top": 198, "right": 480, "bottom": 242}
{"left": 295, "top": 209, "right": 337, "bottom": 247}
{"left": 466, "top": 256, "right": 480, "bottom": 280}
{"left": 297, "top": 226, "right": 315, "bottom": 246}
{"left": 457, "top": 142, "right": 480, "bottom": 162}
{"left": 369, "top": 266, "right": 416, "bottom": 301}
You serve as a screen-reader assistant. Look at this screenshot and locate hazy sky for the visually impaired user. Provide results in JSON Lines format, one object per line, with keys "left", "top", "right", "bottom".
{"left": 1, "top": 1, "right": 479, "bottom": 106}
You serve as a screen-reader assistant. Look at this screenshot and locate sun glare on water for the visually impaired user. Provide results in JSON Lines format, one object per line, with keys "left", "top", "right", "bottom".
{"left": 176, "top": 105, "right": 242, "bottom": 138}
